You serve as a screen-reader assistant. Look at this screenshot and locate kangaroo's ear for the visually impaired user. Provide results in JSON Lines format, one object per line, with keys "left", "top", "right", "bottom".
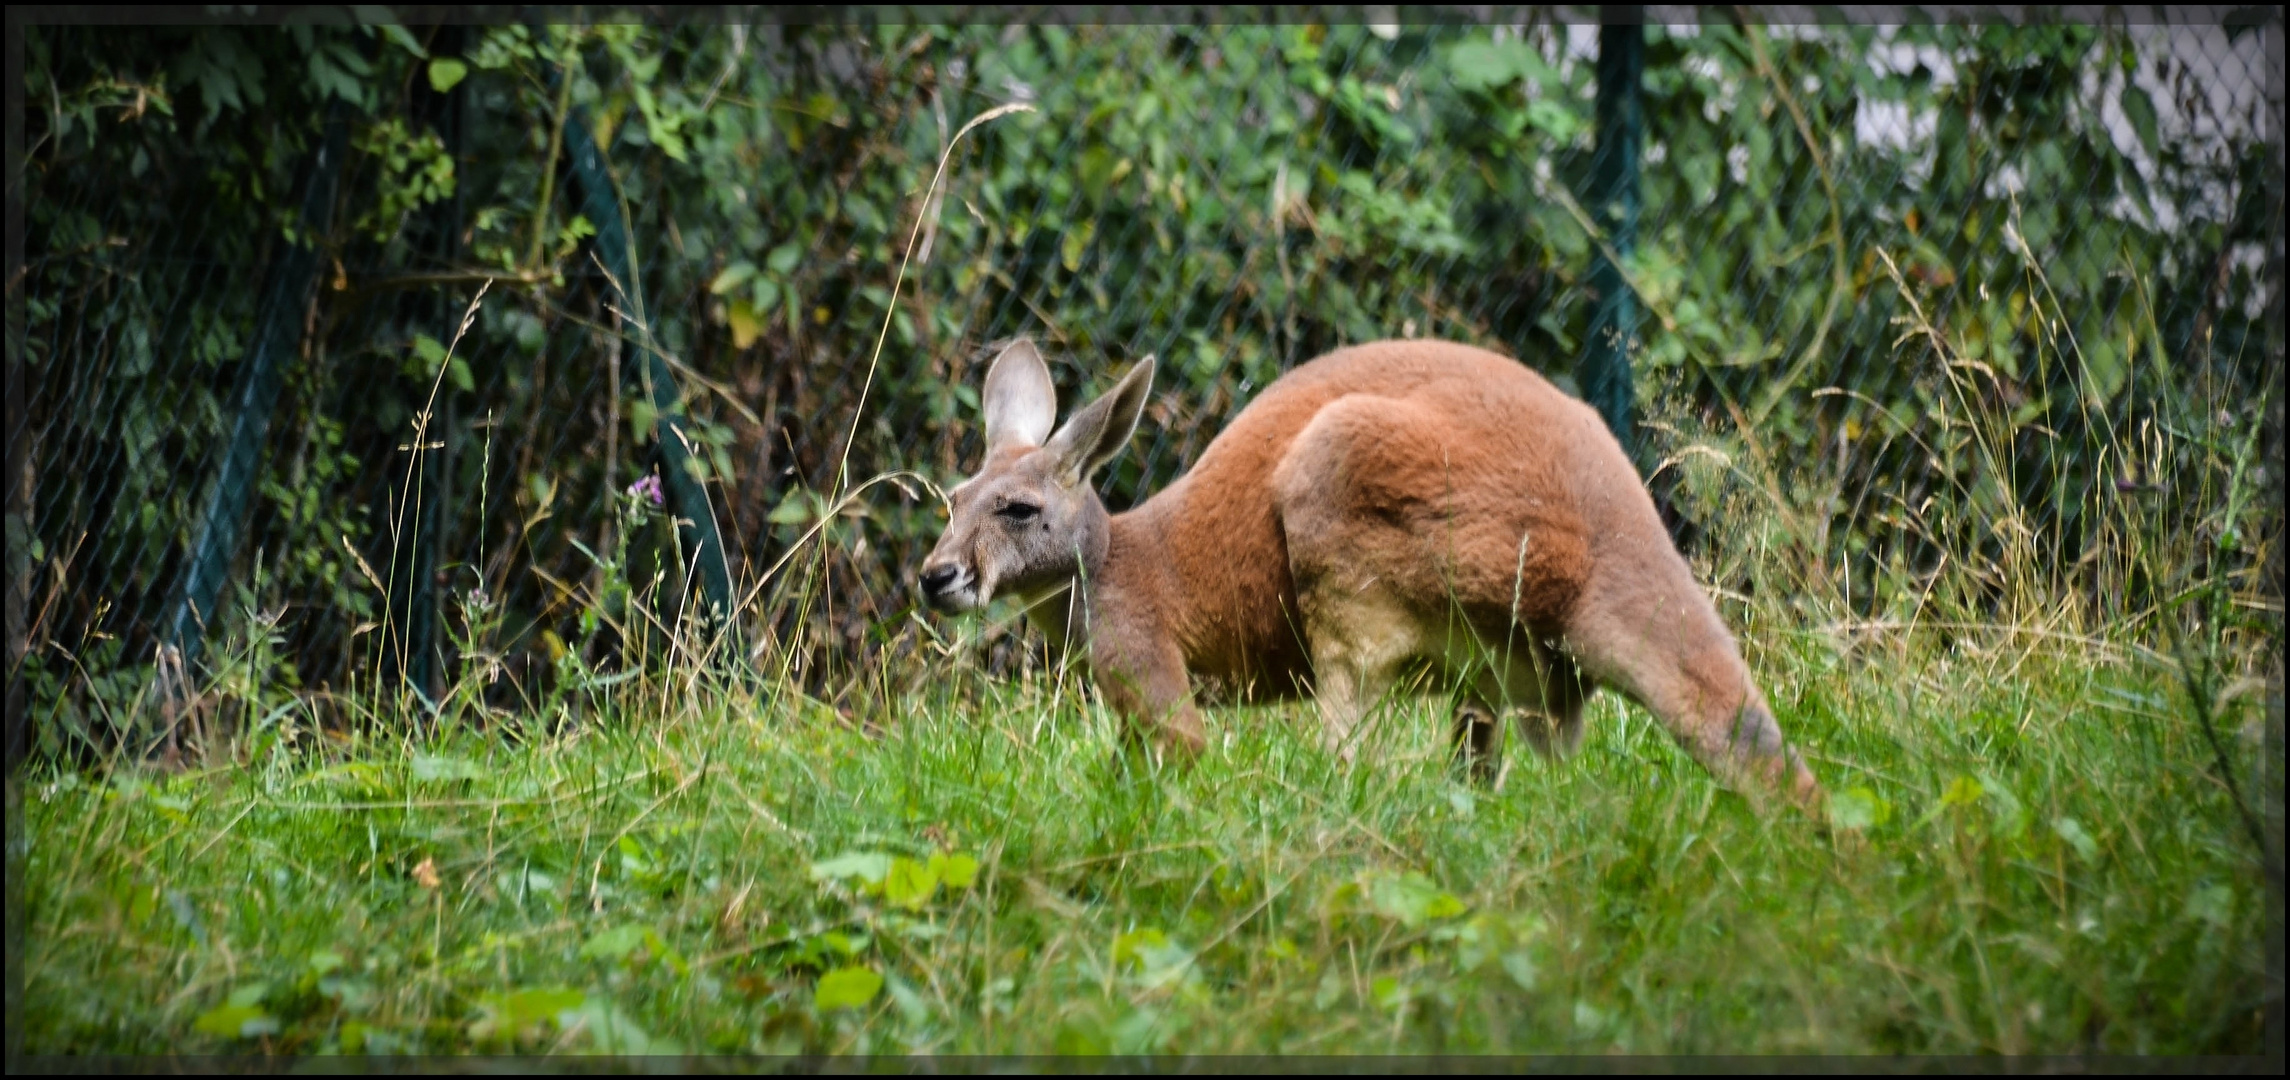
{"left": 982, "top": 338, "right": 1057, "bottom": 451}
{"left": 1046, "top": 356, "right": 1155, "bottom": 486}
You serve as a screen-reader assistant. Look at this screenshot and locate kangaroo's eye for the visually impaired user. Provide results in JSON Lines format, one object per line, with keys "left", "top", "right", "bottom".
{"left": 998, "top": 501, "right": 1041, "bottom": 522}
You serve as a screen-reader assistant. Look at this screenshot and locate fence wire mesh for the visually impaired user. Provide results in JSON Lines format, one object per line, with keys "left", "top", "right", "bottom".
{"left": 11, "top": 13, "right": 2283, "bottom": 754}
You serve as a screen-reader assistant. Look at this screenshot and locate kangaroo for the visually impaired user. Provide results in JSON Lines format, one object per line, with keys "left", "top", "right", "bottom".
{"left": 918, "top": 337, "right": 1822, "bottom": 809}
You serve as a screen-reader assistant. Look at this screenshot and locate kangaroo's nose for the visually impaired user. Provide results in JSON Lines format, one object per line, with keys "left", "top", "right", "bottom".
{"left": 919, "top": 564, "right": 960, "bottom": 596}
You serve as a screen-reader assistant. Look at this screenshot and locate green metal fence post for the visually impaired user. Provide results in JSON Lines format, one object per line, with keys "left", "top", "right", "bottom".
{"left": 1581, "top": 11, "right": 1645, "bottom": 468}
{"left": 160, "top": 103, "right": 349, "bottom": 671}
{"left": 401, "top": 26, "right": 470, "bottom": 704}
{"left": 559, "top": 108, "right": 739, "bottom": 644}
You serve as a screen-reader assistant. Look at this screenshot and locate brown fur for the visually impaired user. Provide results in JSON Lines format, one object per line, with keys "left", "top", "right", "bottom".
{"left": 919, "top": 338, "right": 1822, "bottom": 809}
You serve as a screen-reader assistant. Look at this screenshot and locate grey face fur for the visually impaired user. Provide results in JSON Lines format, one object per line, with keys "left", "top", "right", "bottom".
{"left": 918, "top": 339, "right": 1155, "bottom": 612}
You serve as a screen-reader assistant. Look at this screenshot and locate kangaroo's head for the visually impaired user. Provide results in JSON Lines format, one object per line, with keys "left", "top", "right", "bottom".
{"left": 919, "top": 339, "right": 1155, "bottom": 613}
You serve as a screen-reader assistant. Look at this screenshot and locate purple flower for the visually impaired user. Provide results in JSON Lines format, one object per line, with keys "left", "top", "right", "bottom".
{"left": 626, "top": 473, "right": 665, "bottom": 507}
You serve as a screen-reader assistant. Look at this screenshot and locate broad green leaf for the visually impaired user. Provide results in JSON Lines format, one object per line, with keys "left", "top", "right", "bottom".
{"left": 1574, "top": 999, "right": 1611, "bottom": 1032}
{"left": 580, "top": 924, "right": 649, "bottom": 963}
{"left": 728, "top": 299, "right": 764, "bottom": 349}
{"left": 711, "top": 444, "right": 737, "bottom": 488}
{"left": 929, "top": 852, "right": 981, "bottom": 890}
{"left": 379, "top": 22, "right": 429, "bottom": 59}
{"left": 2184, "top": 883, "right": 2234, "bottom": 929}
{"left": 884, "top": 972, "right": 933, "bottom": 1028}
{"left": 1447, "top": 40, "right": 1531, "bottom": 92}
{"left": 167, "top": 889, "right": 207, "bottom": 947}
{"left": 511, "top": 311, "right": 546, "bottom": 354}
{"left": 845, "top": 194, "right": 886, "bottom": 233}
{"left": 1109, "top": 1006, "right": 1172, "bottom": 1054}
{"left": 193, "top": 1003, "right": 277, "bottom": 1039}
{"left": 318, "top": 975, "right": 374, "bottom": 1010}
{"left": 1524, "top": 98, "right": 1582, "bottom": 142}
{"left": 882, "top": 912, "right": 946, "bottom": 940}
{"left": 561, "top": 997, "right": 680, "bottom": 1054}
{"left": 2120, "top": 85, "right": 2160, "bottom": 162}
{"left": 1366, "top": 870, "right": 1466, "bottom": 928}
{"left": 498, "top": 987, "right": 586, "bottom": 1024}
{"left": 805, "top": 930, "right": 869, "bottom": 959}
{"left": 1113, "top": 928, "right": 1196, "bottom": 990}
{"left": 1317, "top": 879, "right": 1365, "bottom": 918}
{"left": 1500, "top": 951, "right": 1539, "bottom": 992}
{"left": 814, "top": 966, "right": 884, "bottom": 1011}
{"left": 1112, "top": 928, "right": 1171, "bottom": 970}
{"left": 1829, "top": 786, "right": 1891, "bottom": 831}
{"left": 308, "top": 949, "right": 346, "bottom": 977}
{"left": 709, "top": 261, "right": 756, "bottom": 296}
{"left": 646, "top": 928, "right": 689, "bottom": 975}
{"left": 1446, "top": 786, "right": 1477, "bottom": 818}
{"left": 618, "top": 835, "right": 656, "bottom": 877}
{"left": 809, "top": 851, "right": 894, "bottom": 885}
{"left": 427, "top": 57, "right": 468, "bottom": 93}
{"left": 2053, "top": 817, "right": 2100, "bottom": 862}
{"left": 1939, "top": 775, "right": 1983, "bottom": 808}
{"left": 770, "top": 492, "right": 822, "bottom": 526}
{"left": 883, "top": 856, "right": 939, "bottom": 910}
{"left": 1978, "top": 771, "right": 2025, "bottom": 838}
{"left": 411, "top": 754, "right": 485, "bottom": 782}
{"left": 1054, "top": 1022, "right": 1110, "bottom": 1055}
{"left": 469, "top": 986, "right": 585, "bottom": 1044}
{"left": 2081, "top": 337, "right": 2127, "bottom": 406}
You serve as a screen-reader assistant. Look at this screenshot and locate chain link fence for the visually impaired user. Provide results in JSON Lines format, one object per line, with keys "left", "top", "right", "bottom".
{"left": 11, "top": 13, "right": 2283, "bottom": 755}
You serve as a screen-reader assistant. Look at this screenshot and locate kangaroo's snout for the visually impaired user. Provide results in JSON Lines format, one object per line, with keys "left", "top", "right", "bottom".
{"left": 918, "top": 560, "right": 972, "bottom": 611}
{"left": 919, "top": 563, "right": 960, "bottom": 595}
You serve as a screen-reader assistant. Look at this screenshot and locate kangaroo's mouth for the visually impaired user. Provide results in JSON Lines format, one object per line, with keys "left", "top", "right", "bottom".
{"left": 919, "top": 564, "right": 986, "bottom": 612}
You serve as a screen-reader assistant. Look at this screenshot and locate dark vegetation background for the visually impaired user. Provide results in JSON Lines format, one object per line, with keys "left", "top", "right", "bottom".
{"left": 8, "top": 9, "right": 2282, "bottom": 761}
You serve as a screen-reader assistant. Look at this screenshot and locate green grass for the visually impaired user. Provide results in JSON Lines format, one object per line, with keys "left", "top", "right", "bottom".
{"left": 14, "top": 619, "right": 2275, "bottom": 1056}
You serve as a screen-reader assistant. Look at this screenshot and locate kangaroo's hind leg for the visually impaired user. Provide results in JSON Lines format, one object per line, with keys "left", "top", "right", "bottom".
{"left": 1453, "top": 631, "right": 1590, "bottom": 768}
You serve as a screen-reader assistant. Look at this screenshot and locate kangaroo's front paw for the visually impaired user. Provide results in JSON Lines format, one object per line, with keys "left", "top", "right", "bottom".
{"left": 1155, "top": 707, "right": 1208, "bottom": 762}
{"left": 1452, "top": 701, "right": 1502, "bottom": 785}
